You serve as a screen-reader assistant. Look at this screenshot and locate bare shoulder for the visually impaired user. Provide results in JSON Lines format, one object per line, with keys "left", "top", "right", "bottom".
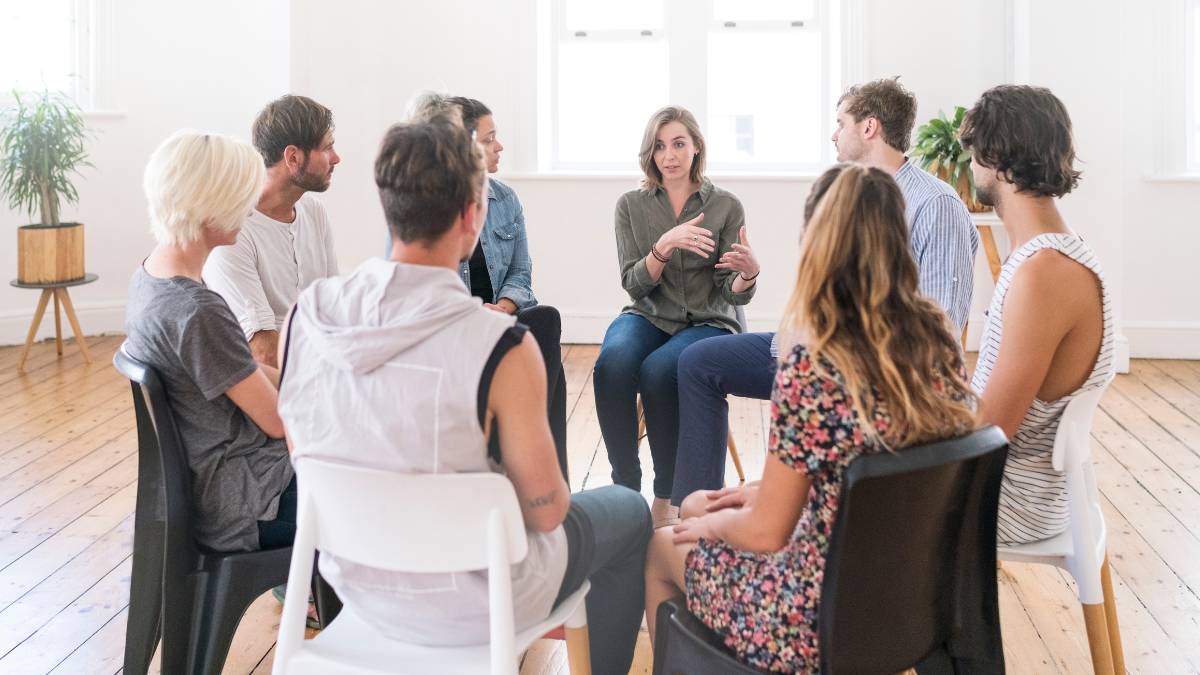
{"left": 1012, "top": 248, "right": 1099, "bottom": 298}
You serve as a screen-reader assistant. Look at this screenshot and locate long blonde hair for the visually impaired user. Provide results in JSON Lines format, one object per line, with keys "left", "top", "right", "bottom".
{"left": 779, "top": 163, "right": 976, "bottom": 448}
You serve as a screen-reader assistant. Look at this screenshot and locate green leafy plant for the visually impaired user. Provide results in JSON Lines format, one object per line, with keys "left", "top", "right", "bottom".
{"left": 0, "top": 89, "right": 92, "bottom": 227}
{"left": 910, "top": 106, "right": 984, "bottom": 210}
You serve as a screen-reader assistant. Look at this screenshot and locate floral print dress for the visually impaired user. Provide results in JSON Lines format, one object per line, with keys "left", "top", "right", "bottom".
{"left": 684, "top": 345, "right": 895, "bottom": 673}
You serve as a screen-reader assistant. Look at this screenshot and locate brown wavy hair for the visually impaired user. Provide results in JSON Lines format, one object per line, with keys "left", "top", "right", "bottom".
{"left": 960, "top": 85, "right": 1081, "bottom": 198}
{"left": 837, "top": 78, "right": 917, "bottom": 153}
{"left": 638, "top": 106, "right": 705, "bottom": 191}
{"left": 779, "top": 164, "right": 977, "bottom": 448}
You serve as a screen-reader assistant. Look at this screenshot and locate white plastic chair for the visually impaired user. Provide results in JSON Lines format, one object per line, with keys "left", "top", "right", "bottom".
{"left": 273, "top": 459, "right": 591, "bottom": 675}
{"left": 997, "top": 378, "right": 1124, "bottom": 675}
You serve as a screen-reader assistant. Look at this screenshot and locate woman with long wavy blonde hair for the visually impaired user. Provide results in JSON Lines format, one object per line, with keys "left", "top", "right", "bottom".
{"left": 643, "top": 163, "right": 977, "bottom": 673}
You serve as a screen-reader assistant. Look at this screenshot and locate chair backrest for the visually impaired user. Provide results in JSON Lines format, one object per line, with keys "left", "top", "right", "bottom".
{"left": 294, "top": 457, "right": 529, "bottom": 573}
{"left": 1051, "top": 379, "right": 1112, "bottom": 472}
{"left": 819, "top": 426, "right": 1009, "bottom": 674}
{"left": 734, "top": 305, "right": 748, "bottom": 333}
{"left": 113, "top": 346, "right": 198, "bottom": 561}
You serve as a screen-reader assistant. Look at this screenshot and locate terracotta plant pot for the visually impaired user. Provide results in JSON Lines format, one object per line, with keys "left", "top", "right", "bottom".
{"left": 17, "top": 222, "right": 85, "bottom": 284}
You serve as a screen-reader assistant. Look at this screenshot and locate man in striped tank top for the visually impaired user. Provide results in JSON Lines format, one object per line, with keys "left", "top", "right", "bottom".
{"left": 962, "top": 85, "right": 1114, "bottom": 544}
{"left": 667, "top": 79, "right": 979, "bottom": 518}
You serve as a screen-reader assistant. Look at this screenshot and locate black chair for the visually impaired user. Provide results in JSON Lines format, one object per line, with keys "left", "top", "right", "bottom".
{"left": 116, "top": 347, "right": 317, "bottom": 674}
{"left": 653, "top": 426, "right": 1009, "bottom": 675}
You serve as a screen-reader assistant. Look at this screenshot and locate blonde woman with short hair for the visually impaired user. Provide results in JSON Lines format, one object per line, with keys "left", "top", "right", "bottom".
{"left": 643, "top": 163, "right": 977, "bottom": 673}
{"left": 124, "top": 130, "right": 297, "bottom": 553}
{"left": 595, "top": 106, "right": 759, "bottom": 528}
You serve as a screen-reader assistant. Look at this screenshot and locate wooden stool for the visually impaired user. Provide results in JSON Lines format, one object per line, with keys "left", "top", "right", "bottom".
{"left": 11, "top": 273, "right": 98, "bottom": 372}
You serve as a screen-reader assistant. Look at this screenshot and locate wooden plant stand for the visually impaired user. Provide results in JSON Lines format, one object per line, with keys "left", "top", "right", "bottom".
{"left": 11, "top": 273, "right": 98, "bottom": 372}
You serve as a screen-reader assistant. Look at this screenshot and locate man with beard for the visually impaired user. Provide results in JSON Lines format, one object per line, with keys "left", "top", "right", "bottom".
{"left": 666, "top": 78, "right": 979, "bottom": 521}
{"left": 205, "top": 95, "right": 341, "bottom": 368}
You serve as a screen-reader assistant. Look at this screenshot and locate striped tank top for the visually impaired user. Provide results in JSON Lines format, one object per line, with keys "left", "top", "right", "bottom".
{"left": 971, "top": 233, "right": 1114, "bottom": 545}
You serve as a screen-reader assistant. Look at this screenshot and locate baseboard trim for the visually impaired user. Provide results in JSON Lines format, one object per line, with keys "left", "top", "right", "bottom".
{"left": 560, "top": 310, "right": 782, "bottom": 344}
{"left": 0, "top": 300, "right": 127, "bottom": 347}
{"left": 1124, "top": 321, "right": 1200, "bottom": 360}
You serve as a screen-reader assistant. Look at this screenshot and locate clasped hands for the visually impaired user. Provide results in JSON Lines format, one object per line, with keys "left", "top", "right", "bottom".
{"left": 672, "top": 483, "right": 760, "bottom": 544}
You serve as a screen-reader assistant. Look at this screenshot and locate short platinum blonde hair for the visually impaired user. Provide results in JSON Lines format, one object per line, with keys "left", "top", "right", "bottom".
{"left": 405, "top": 90, "right": 463, "bottom": 126}
{"left": 143, "top": 130, "right": 266, "bottom": 246}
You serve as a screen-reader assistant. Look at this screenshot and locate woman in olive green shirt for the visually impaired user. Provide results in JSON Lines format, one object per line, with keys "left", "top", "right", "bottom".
{"left": 594, "top": 106, "right": 759, "bottom": 528}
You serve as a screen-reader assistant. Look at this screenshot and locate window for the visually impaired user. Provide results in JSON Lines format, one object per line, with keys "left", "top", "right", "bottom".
{"left": 1190, "top": 0, "right": 1200, "bottom": 171}
{"left": 543, "top": 0, "right": 843, "bottom": 172}
{"left": 0, "top": 0, "right": 111, "bottom": 110}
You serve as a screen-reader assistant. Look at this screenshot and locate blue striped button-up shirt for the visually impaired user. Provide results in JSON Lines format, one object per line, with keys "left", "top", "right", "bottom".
{"left": 771, "top": 161, "right": 978, "bottom": 358}
{"left": 893, "top": 160, "right": 979, "bottom": 331}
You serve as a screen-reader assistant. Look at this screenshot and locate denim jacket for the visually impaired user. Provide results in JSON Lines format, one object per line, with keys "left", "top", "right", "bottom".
{"left": 459, "top": 178, "right": 537, "bottom": 309}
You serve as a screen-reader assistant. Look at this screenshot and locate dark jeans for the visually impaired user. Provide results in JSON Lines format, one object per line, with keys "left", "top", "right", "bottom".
{"left": 593, "top": 313, "right": 730, "bottom": 498}
{"left": 554, "top": 485, "right": 652, "bottom": 675}
{"left": 670, "top": 331, "right": 776, "bottom": 506}
{"left": 258, "top": 474, "right": 298, "bottom": 549}
{"left": 517, "top": 305, "right": 568, "bottom": 481}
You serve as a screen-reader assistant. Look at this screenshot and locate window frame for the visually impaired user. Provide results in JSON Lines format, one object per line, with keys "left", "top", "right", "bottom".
{"left": 0, "top": 0, "right": 116, "bottom": 113}
{"left": 1188, "top": 0, "right": 1200, "bottom": 172}
{"left": 541, "top": 0, "right": 846, "bottom": 174}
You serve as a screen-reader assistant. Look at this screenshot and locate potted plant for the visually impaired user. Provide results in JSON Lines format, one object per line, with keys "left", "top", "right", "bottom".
{"left": 1, "top": 89, "right": 92, "bottom": 284}
{"left": 910, "top": 106, "right": 990, "bottom": 213}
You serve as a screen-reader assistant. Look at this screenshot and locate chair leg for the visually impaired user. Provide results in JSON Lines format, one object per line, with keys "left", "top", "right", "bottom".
{"left": 1081, "top": 603, "right": 1117, "bottom": 675}
{"left": 123, "top": 521, "right": 164, "bottom": 675}
{"left": 193, "top": 574, "right": 262, "bottom": 675}
{"left": 636, "top": 398, "right": 647, "bottom": 442}
{"left": 1101, "top": 556, "right": 1126, "bottom": 674}
{"left": 565, "top": 625, "right": 591, "bottom": 675}
{"left": 726, "top": 432, "right": 745, "bottom": 484}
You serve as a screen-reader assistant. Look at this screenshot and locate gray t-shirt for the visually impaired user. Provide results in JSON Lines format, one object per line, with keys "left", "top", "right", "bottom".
{"left": 124, "top": 266, "right": 293, "bottom": 552}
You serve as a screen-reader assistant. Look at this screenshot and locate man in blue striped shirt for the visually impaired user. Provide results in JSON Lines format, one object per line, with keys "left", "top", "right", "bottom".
{"left": 665, "top": 78, "right": 979, "bottom": 519}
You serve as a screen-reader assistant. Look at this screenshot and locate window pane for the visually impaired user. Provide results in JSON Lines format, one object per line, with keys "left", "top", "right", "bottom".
{"left": 557, "top": 40, "right": 669, "bottom": 165}
{"left": 565, "top": 0, "right": 663, "bottom": 32}
{"left": 1193, "top": 5, "right": 1200, "bottom": 168}
{"left": 0, "top": 1, "right": 76, "bottom": 95}
{"left": 713, "top": 0, "right": 815, "bottom": 23}
{"left": 706, "top": 31, "right": 824, "bottom": 166}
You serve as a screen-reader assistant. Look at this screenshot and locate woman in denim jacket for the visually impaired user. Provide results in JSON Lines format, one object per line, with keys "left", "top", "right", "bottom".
{"left": 451, "top": 97, "right": 568, "bottom": 479}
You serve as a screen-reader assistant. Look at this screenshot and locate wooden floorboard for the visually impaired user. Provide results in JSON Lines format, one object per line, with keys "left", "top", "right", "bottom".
{"left": 0, "top": 339, "right": 1194, "bottom": 673}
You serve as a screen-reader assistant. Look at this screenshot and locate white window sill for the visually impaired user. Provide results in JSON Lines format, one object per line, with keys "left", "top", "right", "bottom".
{"left": 81, "top": 110, "right": 127, "bottom": 120}
{"left": 1142, "top": 173, "right": 1200, "bottom": 183}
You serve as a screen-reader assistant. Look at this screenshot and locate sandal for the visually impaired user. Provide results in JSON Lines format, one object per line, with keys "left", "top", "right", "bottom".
{"left": 272, "top": 584, "right": 322, "bottom": 629}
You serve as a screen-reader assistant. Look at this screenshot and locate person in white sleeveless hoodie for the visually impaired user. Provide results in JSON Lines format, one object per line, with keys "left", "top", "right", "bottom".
{"left": 276, "top": 120, "right": 651, "bottom": 674}
{"left": 961, "top": 85, "right": 1115, "bottom": 545}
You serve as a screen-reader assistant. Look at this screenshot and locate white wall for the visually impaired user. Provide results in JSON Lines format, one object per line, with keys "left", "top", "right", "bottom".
{"left": 0, "top": 0, "right": 290, "bottom": 344}
{"left": 2, "top": 0, "right": 1196, "bottom": 361}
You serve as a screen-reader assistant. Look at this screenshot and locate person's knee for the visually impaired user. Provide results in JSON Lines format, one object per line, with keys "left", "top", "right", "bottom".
{"left": 594, "top": 345, "right": 640, "bottom": 387}
{"left": 679, "top": 490, "right": 711, "bottom": 520}
{"left": 639, "top": 350, "right": 679, "bottom": 395}
{"left": 520, "top": 305, "right": 562, "bottom": 342}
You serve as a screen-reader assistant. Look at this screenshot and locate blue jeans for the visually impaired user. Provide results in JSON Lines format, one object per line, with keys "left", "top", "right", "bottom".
{"left": 593, "top": 313, "right": 730, "bottom": 498}
{"left": 670, "top": 332, "right": 776, "bottom": 505}
{"left": 554, "top": 485, "right": 652, "bottom": 675}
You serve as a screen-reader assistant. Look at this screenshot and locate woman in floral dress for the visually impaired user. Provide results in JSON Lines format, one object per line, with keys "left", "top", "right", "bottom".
{"left": 643, "top": 163, "right": 978, "bottom": 673}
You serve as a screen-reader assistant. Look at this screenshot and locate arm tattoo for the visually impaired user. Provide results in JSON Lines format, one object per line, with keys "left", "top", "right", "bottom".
{"left": 528, "top": 491, "right": 557, "bottom": 508}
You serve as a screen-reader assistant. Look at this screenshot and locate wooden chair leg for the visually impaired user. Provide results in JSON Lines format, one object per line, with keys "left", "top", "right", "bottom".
{"left": 53, "top": 291, "right": 63, "bottom": 355}
{"left": 564, "top": 624, "right": 591, "bottom": 675}
{"left": 636, "top": 398, "right": 647, "bottom": 442}
{"left": 55, "top": 288, "right": 91, "bottom": 363}
{"left": 1101, "top": 555, "right": 1125, "bottom": 674}
{"left": 1081, "top": 602, "right": 1117, "bottom": 675}
{"left": 726, "top": 432, "right": 746, "bottom": 484}
{"left": 17, "top": 289, "right": 53, "bottom": 372}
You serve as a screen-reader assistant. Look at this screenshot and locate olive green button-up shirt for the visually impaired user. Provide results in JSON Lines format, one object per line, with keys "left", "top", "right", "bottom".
{"left": 614, "top": 179, "right": 756, "bottom": 336}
